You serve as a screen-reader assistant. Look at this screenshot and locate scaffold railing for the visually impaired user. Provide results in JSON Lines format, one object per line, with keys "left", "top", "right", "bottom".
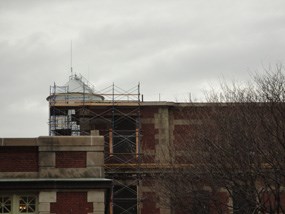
{"left": 48, "top": 74, "right": 142, "bottom": 214}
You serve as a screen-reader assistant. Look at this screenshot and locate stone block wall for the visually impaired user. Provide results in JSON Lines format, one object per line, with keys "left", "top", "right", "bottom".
{"left": 0, "top": 133, "right": 110, "bottom": 214}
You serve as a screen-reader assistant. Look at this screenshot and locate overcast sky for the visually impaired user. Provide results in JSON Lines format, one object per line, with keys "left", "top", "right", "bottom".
{"left": 1, "top": 0, "right": 285, "bottom": 137}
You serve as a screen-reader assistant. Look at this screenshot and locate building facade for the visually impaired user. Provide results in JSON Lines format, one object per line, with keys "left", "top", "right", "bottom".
{"left": 1, "top": 74, "right": 284, "bottom": 214}
{"left": 46, "top": 74, "right": 228, "bottom": 214}
{"left": 47, "top": 75, "right": 284, "bottom": 214}
{"left": 0, "top": 133, "right": 111, "bottom": 214}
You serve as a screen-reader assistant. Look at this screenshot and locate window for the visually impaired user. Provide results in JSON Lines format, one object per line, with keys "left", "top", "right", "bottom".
{"left": 0, "top": 195, "right": 37, "bottom": 214}
{"left": 19, "top": 196, "right": 36, "bottom": 213}
{"left": 0, "top": 196, "right": 11, "bottom": 213}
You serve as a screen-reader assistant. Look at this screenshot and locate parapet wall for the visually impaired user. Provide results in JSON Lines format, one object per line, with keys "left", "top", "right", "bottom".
{"left": 0, "top": 133, "right": 104, "bottom": 179}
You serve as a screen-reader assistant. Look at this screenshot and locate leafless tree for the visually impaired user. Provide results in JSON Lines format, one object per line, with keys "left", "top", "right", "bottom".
{"left": 148, "top": 64, "right": 285, "bottom": 214}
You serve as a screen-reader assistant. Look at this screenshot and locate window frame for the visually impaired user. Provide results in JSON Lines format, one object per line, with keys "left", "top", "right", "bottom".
{"left": 0, "top": 194, "right": 38, "bottom": 214}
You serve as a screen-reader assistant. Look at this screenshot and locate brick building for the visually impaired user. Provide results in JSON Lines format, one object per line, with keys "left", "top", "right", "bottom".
{"left": 2, "top": 74, "right": 283, "bottom": 213}
{"left": 47, "top": 75, "right": 284, "bottom": 214}
{"left": 0, "top": 133, "right": 112, "bottom": 214}
{"left": 45, "top": 74, "right": 223, "bottom": 214}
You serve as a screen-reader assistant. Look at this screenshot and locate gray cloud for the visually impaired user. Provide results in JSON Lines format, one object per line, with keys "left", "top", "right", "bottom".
{"left": 1, "top": 0, "right": 285, "bottom": 136}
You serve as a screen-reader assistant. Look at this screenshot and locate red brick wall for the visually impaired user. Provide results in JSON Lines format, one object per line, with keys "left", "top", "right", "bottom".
{"left": 141, "top": 107, "right": 159, "bottom": 163}
{"left": 0, "top": 146, "right": 38, "bottom": 172}
{"left": 262, "top": 191, "right": 285, "bottom": 213}
{"left": 56, "top": 152, "right": 86, "bottom": 168}
{"left": 141, "top": 107, "right": 158, "bottom": 118}
{"left": 141, "top": 123, "right": 157, "bottom": 150}
{"left": 174, "top": 124, "right": 191, "bottom": 143}
{"left": 50, "top": 192, "right": 93, "bottom": 214}
{"left": 210, "top": 192, "right": 229, "bottom": 214}
{"left": 141, "top": 108, "right": 158, "bottom": 149}
{"left": 141, "top": 192, "right": 160, "bottom": 214}
{"left": 173, "top": 106, "right": 211, "bottom": 120}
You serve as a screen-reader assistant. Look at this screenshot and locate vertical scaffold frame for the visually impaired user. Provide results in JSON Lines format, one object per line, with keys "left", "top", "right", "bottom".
{"left": 48, "top": 75, "right": 142, "bottom": 214}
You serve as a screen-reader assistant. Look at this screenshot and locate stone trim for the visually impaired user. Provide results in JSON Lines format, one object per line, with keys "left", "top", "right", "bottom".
{"left": 88, "top": 190, "right": 106, "bottom": 213}
{"left": 39, "top": 191, "right": 56, "bottom": 214}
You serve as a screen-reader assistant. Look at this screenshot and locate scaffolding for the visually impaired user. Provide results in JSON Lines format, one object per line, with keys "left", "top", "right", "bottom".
{"left": 48, "top": 74, "right": 142, "bottom": 214}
